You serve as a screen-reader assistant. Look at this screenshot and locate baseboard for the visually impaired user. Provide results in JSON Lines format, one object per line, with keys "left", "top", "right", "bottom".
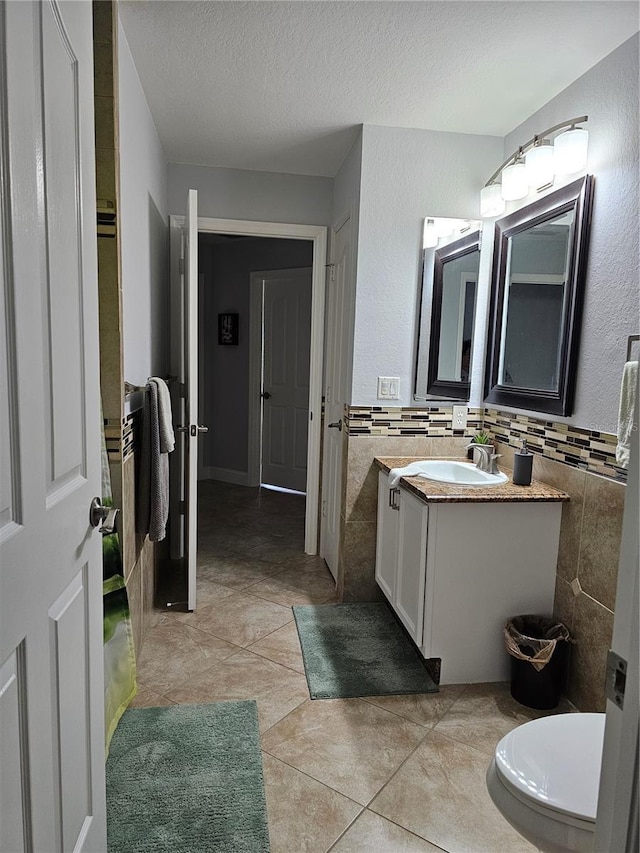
{"left": 199, "top": 466, "right": 250, "bottom": 486}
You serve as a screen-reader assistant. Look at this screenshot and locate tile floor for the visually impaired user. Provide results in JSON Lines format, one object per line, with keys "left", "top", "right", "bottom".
{"left": 133, "top": 480, "right": 567, "bottom": 852}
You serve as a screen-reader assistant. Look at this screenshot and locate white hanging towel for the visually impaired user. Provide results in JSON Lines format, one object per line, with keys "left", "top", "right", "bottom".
{"left": 615, "top": 360, "right": 638, "bottom": 469}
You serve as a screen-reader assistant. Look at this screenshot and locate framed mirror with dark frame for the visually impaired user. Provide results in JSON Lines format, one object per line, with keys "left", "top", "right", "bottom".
{"left": 484, "top": 175, "right": 594, "bottom": 416}
{"left": 421, "top": 231, "right": 481, "bottom": 399}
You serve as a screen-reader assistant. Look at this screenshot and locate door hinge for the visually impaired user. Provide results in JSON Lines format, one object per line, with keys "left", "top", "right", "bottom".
{"left": 325, "top": 263, "right": 336, "bottom": 282}
{"left": 179, "top": 383, "right": 187, "bottom": 398}
{"left": 178, "top": 257, "right": 185, "bottom": 275}
{"left": 178, "top": 500, "right": 185, "bottom": 515}
{"left": 606, "top": 649, "right": 627, "bottom": 708}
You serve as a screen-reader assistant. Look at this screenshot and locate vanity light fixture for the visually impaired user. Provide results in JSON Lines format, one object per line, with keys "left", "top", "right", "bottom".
{"left": 423, "top": 218, "right": 439, "bottom": 248}
{"left": 501, "top": 152, "right": 528, "bottom": 201}
{"left": 479, "top": 184, "right": 505, "bottom": 218}
{"left": 480, "top": 115, "right": 588, "bottom": 217}
{"left": 434, "top": 217, "right": 457, "bottom": 237}
{"left": 423, "top": 217, "right": 482, "bottom": 249}
{"left": 525, "top": 138, "right": 555, "bottom": 188}
{"left": 554, "top": 125, "right": 589, "bottom": 175}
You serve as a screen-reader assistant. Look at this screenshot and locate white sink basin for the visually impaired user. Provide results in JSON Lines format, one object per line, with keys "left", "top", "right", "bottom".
{"left": 407, "top": 460, "right": 508, "bottom": 487}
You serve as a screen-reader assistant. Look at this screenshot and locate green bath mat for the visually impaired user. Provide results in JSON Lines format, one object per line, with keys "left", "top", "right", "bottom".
{"left": 106, "top": 701, "right": 269, "bottom": 853}
{"left": 293, "top": 602, "right": 438, "bottom": 700}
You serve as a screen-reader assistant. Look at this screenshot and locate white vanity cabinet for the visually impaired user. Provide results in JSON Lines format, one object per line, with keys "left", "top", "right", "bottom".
{"left": 375, "top": 468, "right": 565, "bottom": 684}
{"left": 375, "top": 472, "right": 428, "bottom": 645}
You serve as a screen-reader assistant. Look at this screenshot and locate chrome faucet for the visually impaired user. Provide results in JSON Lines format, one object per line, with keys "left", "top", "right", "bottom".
{"left": 466, "top": 443, "right": 502, "bottom": 475}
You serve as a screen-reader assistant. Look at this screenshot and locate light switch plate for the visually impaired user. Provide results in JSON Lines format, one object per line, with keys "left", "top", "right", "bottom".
{"left": 452, "top": 405, "right": 467, "bottom": 429}
{"left": 377, "top": 376, "right": 400, "bottom": 400}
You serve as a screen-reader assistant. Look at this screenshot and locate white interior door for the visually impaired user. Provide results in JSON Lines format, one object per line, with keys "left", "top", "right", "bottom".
{"left": 169, "top": 191, "right": 200, "bottom": 611}
{"left": 0, "top": 2, "right": 106, "bottom": 849}
{"left": 320, "top": 215, "right": 352, "bottom": 578}
{"left": 261, "top": 268, "right": 312, "bottom": 492}
{"left": 595, "top": 389, "right": 639, "bottom": 851}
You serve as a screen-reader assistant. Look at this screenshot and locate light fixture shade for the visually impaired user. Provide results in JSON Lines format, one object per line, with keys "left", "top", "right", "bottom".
{"left": 501, "top": 161, "right": 528, "bottom": 201}
{"left": 525, "top": 141, "right": 554, "bottom": 188}
{"left": 480, "top": 184, "right": 506, "bottom": 218}
{"left": 423, "top": 219, "right": 439, "bottom": 248}
{"left": 554, "top": 127, "right": 588, "bottom": 174}
{"left": 434, "top": 218, "right": 456, "bottom": 237}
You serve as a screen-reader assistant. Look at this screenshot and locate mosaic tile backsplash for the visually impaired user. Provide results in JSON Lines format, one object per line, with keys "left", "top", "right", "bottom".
{"left": 346, "top": 406, "right": 483, "bottom": 437}
{"left": 105, "top": 410, "right": 137, "bottom": 463}
{"left": 483, "top": 408, "right": 625, "bottom": 482}
{"left": 345, "top": 405, "right": 625, "bottom": 482}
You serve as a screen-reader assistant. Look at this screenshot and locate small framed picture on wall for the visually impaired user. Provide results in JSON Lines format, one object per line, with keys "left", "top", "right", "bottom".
{"left": 218, "top": 312, "right": 239, "bottom": 346}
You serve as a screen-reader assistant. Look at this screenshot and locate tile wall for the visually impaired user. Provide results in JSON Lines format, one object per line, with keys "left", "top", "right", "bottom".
{"left": 476, "top": 408, "right": 624, "bottom": 710}
{"left": 339, "top": 405, "right": 627, "bottom": 711}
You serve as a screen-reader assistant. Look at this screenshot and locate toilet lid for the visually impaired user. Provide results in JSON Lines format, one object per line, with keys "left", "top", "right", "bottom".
{"left": 494, "top": 713, "right": 605, "bottom": 822}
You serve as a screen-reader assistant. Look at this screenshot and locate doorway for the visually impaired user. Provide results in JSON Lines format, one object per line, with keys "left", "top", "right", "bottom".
{"left": 188, "top": 218, "right": 327, "bottom": 555}
{"left": 198, "top": 239, "right": 313, "bottom": 499}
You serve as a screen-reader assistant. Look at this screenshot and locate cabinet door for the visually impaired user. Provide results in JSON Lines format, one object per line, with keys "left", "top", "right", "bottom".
{"left": 395, "top": 489, "right": 429, "bottom": 644}
{"left": 375, "top": 471, "right": 399, "bottom": 602}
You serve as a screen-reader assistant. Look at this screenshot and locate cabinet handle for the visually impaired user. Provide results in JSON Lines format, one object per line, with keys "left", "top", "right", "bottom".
{"left": 389, "top": 487, "right": 400, "bottom": 510}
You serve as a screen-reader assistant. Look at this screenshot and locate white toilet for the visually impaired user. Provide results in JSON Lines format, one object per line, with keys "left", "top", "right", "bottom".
{"left": 487, "top": 713, "right": 605, "bottom": 853}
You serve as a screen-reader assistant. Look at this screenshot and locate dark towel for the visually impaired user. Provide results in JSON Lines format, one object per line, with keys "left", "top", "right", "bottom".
{"left": 136, "top": 381, "right": 169, "bottom": 541}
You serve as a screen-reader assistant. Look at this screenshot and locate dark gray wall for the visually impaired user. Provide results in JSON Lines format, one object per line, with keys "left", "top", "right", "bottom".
{"left": 199, "top": 236, "right": 313, "bottom": 475}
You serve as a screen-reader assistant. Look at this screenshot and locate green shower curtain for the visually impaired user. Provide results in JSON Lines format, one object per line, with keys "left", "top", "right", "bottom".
{"left": 101, "top": 415, "right": 137, "bottom": 754}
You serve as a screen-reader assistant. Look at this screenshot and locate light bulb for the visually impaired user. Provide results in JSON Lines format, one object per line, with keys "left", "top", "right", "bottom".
{"left": 554, "top": 127, "right": 589, "bottom": 175}
{"left": 480, "top": 184, "right": 506, "bottom": 218}
{"left": 501, "top": 159, "right": 528, "bottom": 201}
{"left": 525, "top": 140, "right": 554, "bottom": 189}
{"left": 423, "top": 219, "right": 438, "bottom": 248}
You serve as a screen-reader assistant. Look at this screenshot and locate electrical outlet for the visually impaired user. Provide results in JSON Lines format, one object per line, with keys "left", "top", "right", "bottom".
{"left": 377, "top": 376, "right": 400, "bottom": 400}
{"left": 452, "top": 405, "right": 467, "bottom": 430}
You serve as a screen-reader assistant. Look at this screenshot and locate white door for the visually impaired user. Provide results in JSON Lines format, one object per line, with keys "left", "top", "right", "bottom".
{"left": 169, "top": 191, "right": 201, "bottom": 611}
{"left": 320, "top": 215, "right": 352, "bottom": 578}
{"left": 594, "top": 391, "right": 639, "bottom": 850}
{"left": 0, "top": 2, "right": 106, "bottom": 850}
{"left": 261, "top": 268, "right": 312, "bottom": 493}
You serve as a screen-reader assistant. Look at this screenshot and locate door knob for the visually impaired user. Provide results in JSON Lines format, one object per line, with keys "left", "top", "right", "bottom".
{"left": 328, "top": 419, "right": 343, "bottom": 431}
{"left": 89, "top": 497, "right": 119, "bottom": 534}
{"left": 261, "top": 391, "right": 272, "bottom": 400}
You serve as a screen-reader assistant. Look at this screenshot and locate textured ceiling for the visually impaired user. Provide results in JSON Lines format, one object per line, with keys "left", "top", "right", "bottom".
{"left": 119, "top": 1, "right": 639, "bottom": 177}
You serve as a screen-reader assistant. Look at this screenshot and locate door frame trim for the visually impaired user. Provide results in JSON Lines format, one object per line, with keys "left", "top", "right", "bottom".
{"left": 173, "top": 215, "right": 327, "bottom": 555}
{"left": 247, "top": 272, "right": 263, "bottom": 489}
{"left": 319, "top": 206, "right": 354, "bottom": 575}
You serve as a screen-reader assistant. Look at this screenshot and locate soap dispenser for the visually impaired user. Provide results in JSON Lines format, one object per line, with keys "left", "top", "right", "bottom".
{"left": 513, "top": 440, "right": 533, "bottom": 486}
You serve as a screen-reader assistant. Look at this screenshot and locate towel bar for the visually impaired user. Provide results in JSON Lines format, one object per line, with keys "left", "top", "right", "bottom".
{"left": 627, "top": 335, "right": 639, "bottom": 361}
{"left": 124, "top": 375, "right": 178, "bottom": 394}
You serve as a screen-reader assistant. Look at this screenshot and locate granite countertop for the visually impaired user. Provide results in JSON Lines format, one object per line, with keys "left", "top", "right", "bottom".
{"left": 374, "top": 456, "right": 570, "bottom": 503}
